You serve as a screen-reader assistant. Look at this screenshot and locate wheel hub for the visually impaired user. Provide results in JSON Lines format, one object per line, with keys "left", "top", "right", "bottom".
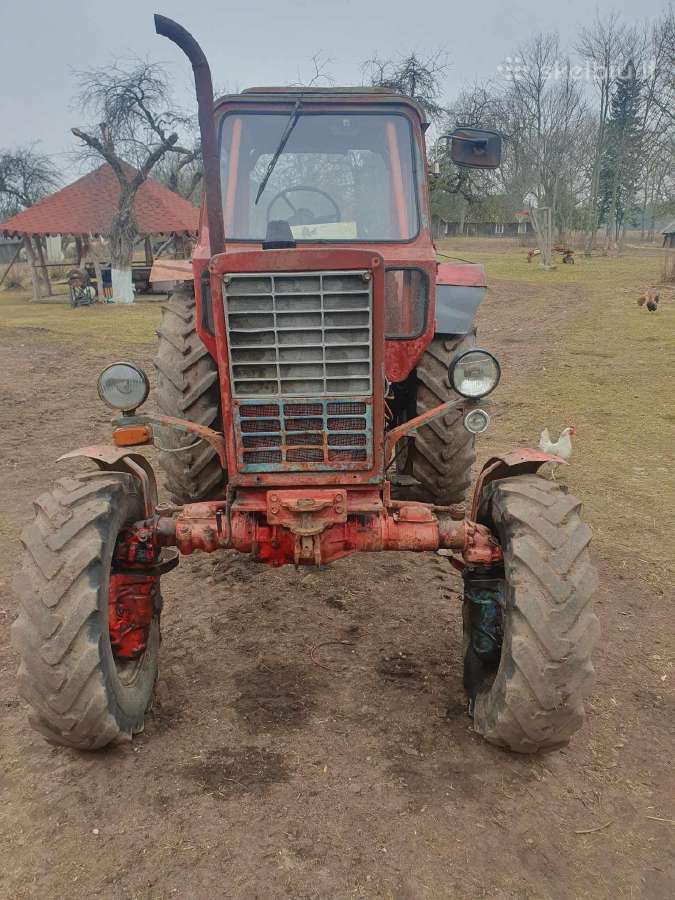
{"left": 463, "top": 567, "right": 504, "bottom": 663}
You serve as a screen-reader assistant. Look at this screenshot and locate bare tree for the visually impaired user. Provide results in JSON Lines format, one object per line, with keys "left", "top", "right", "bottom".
{"left": 430, "top": 83, "right": 504, "bottom": 232}
{"left": 434, "top": 41, "right": 589, "bottom": 242}
{"left": 636, "top": 9, "right": 675, "bottom": 237}
{"left": 0, "top": 144, "right": 61, "bottom": 299}
{"left": 153, "top": 136, "right": 202, "bottom": 202}
{"left": 576, "top": 14, "right": 636, "bottom": 253}
{"left": 645, "top": 6, "right": 675, "bottom": 128}
{"left": 293, "top": 52, "right": 335, "bottom": 87}
{"left": 503, "top": 33, "right": 587, "bottom": 233}
{"left": 363, "top": 51, "right": 449, "bottom": 125}
{"left": 0, "top": 144, "right": 60, "bottom": 218}
{"left": 71, "top": 60, "right": 194, "bottom": 302}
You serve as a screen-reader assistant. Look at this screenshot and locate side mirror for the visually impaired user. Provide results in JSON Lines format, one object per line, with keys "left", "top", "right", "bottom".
{"left": 448, "top": 127, "right": 502, "bottom": 169}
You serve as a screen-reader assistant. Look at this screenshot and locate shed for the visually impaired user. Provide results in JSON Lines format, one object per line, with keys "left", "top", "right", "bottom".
{"left": 662, "top": 221, "right": 675, "bottom": 249}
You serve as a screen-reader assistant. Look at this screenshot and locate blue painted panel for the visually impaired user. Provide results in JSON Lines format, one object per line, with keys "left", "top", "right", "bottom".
{"left": 435, "top": 285, "right": 486, "bottom": 334}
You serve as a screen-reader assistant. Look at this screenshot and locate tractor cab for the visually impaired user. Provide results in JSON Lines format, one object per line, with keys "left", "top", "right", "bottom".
{"left": 215, "top": 88, "right": 429, "bottom": 251}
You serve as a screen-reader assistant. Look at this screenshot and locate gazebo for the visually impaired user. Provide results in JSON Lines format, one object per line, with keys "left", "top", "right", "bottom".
{"left": 0, "top": 163, "right": 199, "bottom": 301}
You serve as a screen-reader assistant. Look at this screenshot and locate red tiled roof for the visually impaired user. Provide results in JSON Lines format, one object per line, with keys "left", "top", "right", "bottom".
{"left": 0, "top": 163, "right": 199, "bottom": 237}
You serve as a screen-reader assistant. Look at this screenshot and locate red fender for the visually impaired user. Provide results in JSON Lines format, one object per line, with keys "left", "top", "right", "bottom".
{"left": 58, "top": 445, "right": 158, "bottom": 517}
{"left": 470, "top": 449, "right": 566, "bottom": 520}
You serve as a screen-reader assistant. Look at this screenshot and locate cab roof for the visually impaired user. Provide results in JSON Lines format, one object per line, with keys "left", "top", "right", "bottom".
{"left": 214, "top": 86, "right": 429, "bottom": 129}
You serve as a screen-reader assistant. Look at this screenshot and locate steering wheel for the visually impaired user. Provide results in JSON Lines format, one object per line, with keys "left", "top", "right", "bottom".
{"left": 266, "top": 185, "right": 341, "bottom": 226}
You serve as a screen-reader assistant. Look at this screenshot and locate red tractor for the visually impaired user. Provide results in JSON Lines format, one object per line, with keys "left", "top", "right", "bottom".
{"left": 12, "top": 16, "right": 598, "bottom": 753}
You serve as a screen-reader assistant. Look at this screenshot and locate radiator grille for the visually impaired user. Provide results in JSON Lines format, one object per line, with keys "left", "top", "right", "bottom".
{"left": 224, "top": 271, "right": 372, "bottom": 398}
{"left": 225, "top": 270, "right": 374, "bottom": 473}
{"left": 233, "top": 399, "right": 372, "bottom": 472}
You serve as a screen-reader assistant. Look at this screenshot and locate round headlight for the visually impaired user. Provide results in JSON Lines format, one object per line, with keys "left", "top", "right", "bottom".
{"left": 97, "top": 362, "right": 149, "bottom": 412}
{"left": 449, "top": 349, "right": 501, "bottom": 399}
{"left": 464, "top": 408, "right": 490, "bottom": 434}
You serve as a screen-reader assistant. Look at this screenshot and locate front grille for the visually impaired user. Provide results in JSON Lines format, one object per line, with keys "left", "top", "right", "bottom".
{"left": 224, "top": 271, "right": 372, "bottom": 398}
{"left": 233, "top": 399, "right": 372, "bottom": 471}
{"left": 224, "top": 270, "right": 374, "bottom": 473}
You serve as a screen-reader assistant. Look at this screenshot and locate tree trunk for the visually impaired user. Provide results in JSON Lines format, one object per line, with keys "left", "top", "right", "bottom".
{"left": 458, "top": 199, "right": 467, "bottom": 236}
{"left": 23, "top": 236, "right": 41, "bottom": 301}
{"left": 584, "top": 153, "right": 603, "bottom": 256}
{"left": 75, "top": 236, "right": 83, "bottom": 266}
{"left": 640, "top": 181, "right": 648, "bottom": 240}
{"left": 109, "top": 186, "right": 136, "bottom": 304}
{"left": 584, "top": 81, "right": 610, "bottom": 257}
{"left": 530, "top": 207, "right": 554, "bottom": 269}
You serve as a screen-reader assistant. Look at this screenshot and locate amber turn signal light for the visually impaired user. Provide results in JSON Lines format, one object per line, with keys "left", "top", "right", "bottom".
{"left": 112, "top": 425, "right": 153, "bottom": 447}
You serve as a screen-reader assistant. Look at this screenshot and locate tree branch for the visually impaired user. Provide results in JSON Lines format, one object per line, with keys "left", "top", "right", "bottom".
{"left": 71, "top": 127, "right": 128, "bottom": 185}
{"left": 132, "top": 133, "right": 179, "bottom": 190}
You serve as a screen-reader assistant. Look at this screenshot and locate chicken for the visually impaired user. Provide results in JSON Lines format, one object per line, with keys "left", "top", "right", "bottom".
{"left": 637, "top": 289, "right": 659, "bottom": 310}
{"left": 539, "top": 426, "right": 576, "bottom": 461}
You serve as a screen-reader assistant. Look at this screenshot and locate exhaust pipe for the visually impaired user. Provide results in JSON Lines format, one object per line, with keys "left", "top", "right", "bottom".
{"left": 154, "top": 14, "right": 225, "bottom": 257}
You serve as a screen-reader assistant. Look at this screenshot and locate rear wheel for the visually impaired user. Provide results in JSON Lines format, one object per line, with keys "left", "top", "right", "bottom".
{"left": 463, "top": 475, "right": 599, "bottom": 752}
{"left": 12, "top": 472, "right": 160, "bottom": 750}
{"left": 154, "top": 285, "right": 226, "bottom": 503}
{"left": 408, "top": 333, "right": 477, "bottom": 505}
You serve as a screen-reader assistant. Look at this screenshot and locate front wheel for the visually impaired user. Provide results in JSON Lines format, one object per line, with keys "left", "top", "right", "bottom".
{"left": 12, "top": 472, "right": 160, "bottom": 749}
{"left": 154, "top": 286, "right": 227, "bottom": 504}
{"left": 463, "top": 475, "right": 599, "bottom": 753}
{"left": 406, "top": 333, "right": 477, "bottom": 505}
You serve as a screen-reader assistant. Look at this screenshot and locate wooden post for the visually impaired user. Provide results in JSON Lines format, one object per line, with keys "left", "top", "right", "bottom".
{"left": 75, "top": 236, "right": 83, "bottom": 266}
{"left": 89, "top": 238, "right": 105, "bottom": 300}
{"left": 35, "top": 236, "right": 52, "bottom": 296}
{"left": 80, "top": 235, "right": 90, "bottom": 284}
{"left": 174, "top": 233, "right": 188, "bottom": 259}
{"left": 22, "top": 236, "right": 41, "bottom": 301}
{"left": 144, "top": 235, "right": 154, "bottom": 266}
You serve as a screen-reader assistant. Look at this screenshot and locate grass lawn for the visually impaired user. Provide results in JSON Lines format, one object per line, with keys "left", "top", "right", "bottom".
{"left": 438, "top": 239, "right": 675, "bottom": 587}
{"left": 0, "top": 291, "right": 162, "bottom": 350}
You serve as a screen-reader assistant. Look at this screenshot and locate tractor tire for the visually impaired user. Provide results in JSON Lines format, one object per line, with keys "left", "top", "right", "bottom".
{"left": 408, "top": 332, "right": 477, "bottom": 505}
{"left": 154, "top": 285, "right": 226, "bottom": 503}
{"left": 464, "top": 475, "right": 599, "bottom": 753}
{"left": 12, "top": 472, "right": 160, "bottom": 750}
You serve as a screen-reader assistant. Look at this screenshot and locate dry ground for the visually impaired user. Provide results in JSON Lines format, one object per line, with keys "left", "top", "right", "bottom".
{"left": 0, "top": 241, "right": 673, "bottom": 899}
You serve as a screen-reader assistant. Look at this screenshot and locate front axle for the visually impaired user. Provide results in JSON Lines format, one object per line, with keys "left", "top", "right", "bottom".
{"left": 114, "top": 490, "right": 503, "bottom": 569}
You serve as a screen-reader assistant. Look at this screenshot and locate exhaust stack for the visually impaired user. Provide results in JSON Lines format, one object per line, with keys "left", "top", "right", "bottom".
{"left": 154, "top": 14, "right": 225, "bottom": 256}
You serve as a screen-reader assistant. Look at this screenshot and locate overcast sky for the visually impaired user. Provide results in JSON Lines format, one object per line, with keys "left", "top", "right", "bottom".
{"left": 1, "top": 0, "right": 668, "bottom": 176}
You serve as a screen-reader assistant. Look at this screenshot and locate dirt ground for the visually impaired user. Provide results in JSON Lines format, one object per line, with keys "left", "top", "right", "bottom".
{"left": 0, "top": 243, "right": 673, "bottom": 899}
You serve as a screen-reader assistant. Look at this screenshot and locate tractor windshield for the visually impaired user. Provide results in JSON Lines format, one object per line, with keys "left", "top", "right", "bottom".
{"left": 220, "top": 111, "right": 420, "bottom": 242}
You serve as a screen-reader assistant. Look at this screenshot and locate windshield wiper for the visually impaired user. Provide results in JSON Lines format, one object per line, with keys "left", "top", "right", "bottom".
{"left": 254, "top": 101, "right": 302, "bottom": 205}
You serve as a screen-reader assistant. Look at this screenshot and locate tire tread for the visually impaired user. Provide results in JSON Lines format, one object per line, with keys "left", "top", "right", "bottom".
{"left": 153, "top": 286, "right": 227, "bottom": 503}
{"left": 12, "top": 472, "right": 146, "bottom": 749}
{"left": 471, "top": 474, "right": 599, "bottom": 752}
{"left": 409, "top": 334, "right": 477, "bottom": 505}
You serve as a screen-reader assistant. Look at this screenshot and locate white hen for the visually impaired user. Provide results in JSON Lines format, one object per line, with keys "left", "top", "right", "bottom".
{"left": 539, "top": 426, "right": 576, "bottom": 460}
